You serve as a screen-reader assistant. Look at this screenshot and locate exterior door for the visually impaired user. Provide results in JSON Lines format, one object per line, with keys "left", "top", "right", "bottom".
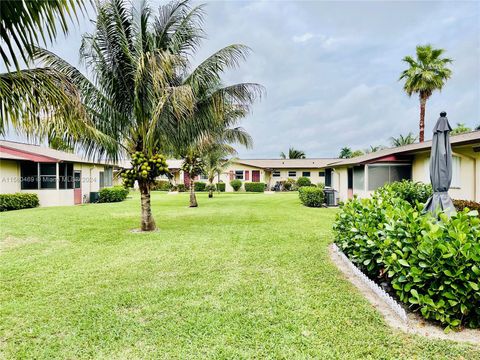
{"left": 252, "top": 170, "right": 260, "bottom": 182}
{"left": 347, "top": 168, "right": 353, "bottom": 199}
{"left": 74, "top": 170, "right": 82, "bottom": 204}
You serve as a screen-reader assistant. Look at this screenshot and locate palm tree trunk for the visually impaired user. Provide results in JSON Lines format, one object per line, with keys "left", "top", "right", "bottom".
{"left": 189, "top": 178, "right": 198, "bottom": 207}
{"left": 208, "top": 176, "right": 214, "bottom": 198}
{"left": 139, "top": 181, "right": 156, "bottom": 231}
{"left": 419, "top": 95, "right": 427, "bottom": 142}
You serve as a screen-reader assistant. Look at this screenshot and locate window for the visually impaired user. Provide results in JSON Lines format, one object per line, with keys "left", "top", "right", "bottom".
{"left": 353, "top": 166, "right": 364, "bottom": 190}
{"left": 367, "top": 164, "right": 411, "bottom": 191}
{"left": 451, "top": 156, "right": 461, "bottom": 188}
{"left": 59, "top": 163, "right": 74, "bottom": 189}
{"left": 319, "top": 171, "right": 325, "bottom": 177}
{"left": 40, "top": 163, "right": 56, "bottom": 189}
{"left": 325, "top": 168, "right": 332, "bottom": 187}
{"left": 272, "top": 170, "right": 280, "bottom": 177}
{"left": 302, "top": 171, "right": 311, "bottom": 177}
{"left": 235, "top": 170, "right": 244, "bottom": 180}
{"left": 288, "top": 171, "right": 296, "bottom": 177}
{"left": 20, "top": 162, "right": 38, "bottom": 189}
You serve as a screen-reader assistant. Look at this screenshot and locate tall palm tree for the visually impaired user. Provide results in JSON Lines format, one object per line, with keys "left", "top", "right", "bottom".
{"left": 399, "top": 45, "right": 453, "bottom": 142}
{"left": 280, "top": 147, "right": 306, "bottom": 159}
{"left": 339, "top": 147, "right": 352, "bottom": 159}
{"left": 390, "top": 132, "right": 417, "bottom": 147}
{"left": 12, "top": 0, "right": 261, "bottom": 231}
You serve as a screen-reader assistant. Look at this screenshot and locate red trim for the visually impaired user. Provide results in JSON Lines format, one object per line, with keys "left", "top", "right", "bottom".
{"left": 0, "top": 145, "right": 58, "bottom": 163}
{"left": 245, "top": 170, "right": 250, "bottom": 181}
{"left": 365, "top": 155, "right": 413, "bottom": 164}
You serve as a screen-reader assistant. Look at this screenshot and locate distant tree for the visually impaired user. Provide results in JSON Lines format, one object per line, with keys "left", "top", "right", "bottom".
{"left": 399, "top": 45, "right": 453, "bottom": 142}
{"left": 351, "top": 150, "right": 364, "bottom": 157}
{"left": 339, "top": 147, "right": 353, "bottom": 159}
{"left": 390, "top": 132, "right": 417, "bottom": 147}
{"left": 181, "top": 150, "right": 205, "bottom": 208}
{"left": 450, "top": 123, "right": 472, "bottom": 135}
{"left": 365, "top": 145, "right": 385, "bottom": 154}
{"left": 280, "top": 147, "right": 306, "bottom": 159}
{"left": 48, "top": 136, "right": 74, "bottom": 152}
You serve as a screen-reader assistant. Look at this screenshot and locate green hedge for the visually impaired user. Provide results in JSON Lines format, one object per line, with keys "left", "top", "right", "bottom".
{"left": 244, "top": 182, "right": 265, "bottom": 192}
{"left": 99, "top": 186, "right": 129, "bottom": 203}
{"left": 333, "top": 182, "right": 480, "bottom": 330}
{"left": 0, "top": 193, "right": 39, "bottom": 211}
{"left": 298, "top": 186, "right": 324, "bottom": 207}
{"left": 377, "top": 179, "right": 432, "bottom": 205}
{"left": 216, "top": 182, "right": 226, "bottom": 192}
{"left": 296, "top": 176, "right": 311, "bottom": 187}
{"left": 194, "top": 182, "right": 206, "bottom": 192}
{"left": 230, "top": 179, "right": 242, "bottom": 191}
{"left": 151, "top": 180, "right": 171, "bottom": 191}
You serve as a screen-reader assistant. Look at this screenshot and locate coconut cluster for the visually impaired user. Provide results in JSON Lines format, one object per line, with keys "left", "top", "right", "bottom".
{"left": 122, "top": 151, "right": 170, "bottom": 188}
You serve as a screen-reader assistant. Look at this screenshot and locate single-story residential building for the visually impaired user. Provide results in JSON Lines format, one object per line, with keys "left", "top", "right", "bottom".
{"left": 326, "top": 130, "right": 480, "bottom": 203}
{"left": 0, "top": 140, "right": 115, "bottom": 206}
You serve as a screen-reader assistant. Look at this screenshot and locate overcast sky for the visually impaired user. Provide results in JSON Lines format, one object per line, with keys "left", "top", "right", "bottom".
{"left": 3, "top": 0, "right": 479, "bottom": 158}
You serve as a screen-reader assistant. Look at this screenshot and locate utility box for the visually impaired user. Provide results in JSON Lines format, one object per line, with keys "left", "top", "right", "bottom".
{"left": 324, "top": 188, "right": 338, "bottom": 207}
{"left": 90, "top": 192, "right": 100, "bottom": 203}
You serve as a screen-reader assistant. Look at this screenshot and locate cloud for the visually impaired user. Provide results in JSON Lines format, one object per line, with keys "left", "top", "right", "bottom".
{"left": 293, "top": 32, "right": 314, "bottom": 43}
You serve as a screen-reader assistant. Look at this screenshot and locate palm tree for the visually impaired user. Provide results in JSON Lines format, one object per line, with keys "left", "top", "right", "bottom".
{"left": 181, "top": 150, "right": 205, "bottom": 208}
{"left": 203, "top": 148, "right": 236, "bottom": 198}
{"left": 450, "top": 123, "right": 471, "bottom": 135}
{"left": 351, "top": 150, "right": 364, "bottom": 158}
{"left": 390, "top": 132, "right": 417, "bottom": 147}
{"left": 0, "top": 0, "right": 88, "bottom": 69}
{"left": 399, "top": 45, "right": 453, "bottom": 142}
{"left": 14, "top": 0, "right": 261, "bottom": 231}
{"left": 364, "top": 145, "right": 385, "bottom": 154}
{"left": 280, "top": 147, "right": 306, "bottom": 159}
{"left": 339, "top": 147, "right": 352, "bottom": 159}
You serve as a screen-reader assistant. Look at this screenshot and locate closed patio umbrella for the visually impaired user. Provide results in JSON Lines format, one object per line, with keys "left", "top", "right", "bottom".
{"left": 424, "top": 111, "right": 456, "bottom": 216}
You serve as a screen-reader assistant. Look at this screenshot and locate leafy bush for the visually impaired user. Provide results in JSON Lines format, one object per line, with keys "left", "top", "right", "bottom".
{"left": 216, "top": 182, "right": 226, "bottom": 192}
{"left": 194, "top": 182, "right": 206, "bottom": 192}
{"left": 299, "top": 186, "right": 325, "bottom": 207}
{"left": 244, "top": 182, "right": 265, "bottom": 192}
{"left": 378, "top": 180, "right": 432, "bottom": 205}
{"left": 230, "top": 179, "right": 242, "bottom": 191}
{"left": 282, "top": 178, "right": 297, "bottom": 191}
{"left": 99, "top": 186, "right": 129, "bottom": 203}
{"left": 177, "top": 184, "right": 186, "bottom": 192}
{"left": 453, "top": 199, "right": 480, "bottom": 217}
{"left": 0, "top": 193, "right": 39, "bottom": 211}
{"left": 296, "top": 176, "right": 311, "bottom": 187}
{"left": 151, "top": 180, "right": 171, "bottom": 191}
{"left": 333, "top": 186, "right": 480, "bottom": 330}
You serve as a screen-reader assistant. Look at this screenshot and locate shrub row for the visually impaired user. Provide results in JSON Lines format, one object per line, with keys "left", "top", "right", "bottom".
{"left": 99, "top": 186, "right": 129, "bottom": 203}
{"left": 216, "top": 182, "right": 226, "bottom": 192}
{"left": 298, "top": 186, "right": 325, "bottom": 207}
{"left": 244, "top": 182, "right": 265, "bottom": 192}
{"left": 151, "top": 180, "right": 172, "bottom": 191}
{"left": 230, "top": 179, "right": 242, "bottom": 191}
{"left": 333, "top": 182, "right": 480, "bottom": 330}
{"left": 0, "top": 193, "right": 39, "bottom": 211}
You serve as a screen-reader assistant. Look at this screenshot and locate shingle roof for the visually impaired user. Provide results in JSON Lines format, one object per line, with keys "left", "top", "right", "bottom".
{"left": 327, "top": 130, "right": 480, "bottom": 166}
{"left": 0, "top": 140, "right": 113, "bottom": 165}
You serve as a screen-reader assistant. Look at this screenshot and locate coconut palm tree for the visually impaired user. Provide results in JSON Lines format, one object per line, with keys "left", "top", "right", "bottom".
{"left": 339, "top": 147, "right": 353, "bottom": 159}
{"left": 181, "top": 150, "right": 205, "bottom": 208}
{"left": 14, "top": 0, "right": 261, "bottom": 231}
{"left": 280, "top": 147, "right": 306, "bottom": 159}
{"left": 399, "top": 45, "right": 453, "bottom": 142}
{"left": 390, "top": 132, "right": 417, "bottom": 147}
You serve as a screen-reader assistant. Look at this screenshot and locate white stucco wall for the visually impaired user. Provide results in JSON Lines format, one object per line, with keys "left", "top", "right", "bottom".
{"left": 0, "top": 159, "right": 20, "bottom": 194}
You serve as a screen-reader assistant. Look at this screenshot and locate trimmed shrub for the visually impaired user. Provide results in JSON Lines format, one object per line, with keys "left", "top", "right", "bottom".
{"left": 216, "top": 182, "right": 226, "bottom": 192}
{"left": 282, "top": 178, "right": 297, "bottom": 191}
{"left": 99, "top": 186, "right": 129, "bottom": 203}
{"left": 244, "top": 182, "right": 265, "bottom": 192}
{"left": 0, "top": 193, "right": 39, "bottom": 211}
{"left": 297, "top": 176, "right": 311, "bottom": 187}
{"left": 453, "top": 199, "right": 480, "bottom": 217}
{"left": 333, "top": 185, "right": 480, "bottom": 330}
{"left": 299, "top": 186, "right": 325, "bottom": 207}
{"left": 378, "top": 180, "right": 432, "bottom": 205}
{"left": 177, "top": 184, "right": 186, "bottom": 192}
{"left": 230, "top": 179, "right": 242, "bottom": 192}
{"left": 151, "top": 180, "right": 171, "bottom": 191}
{"left": 194, "top": 182, "right": 206, "bottom": 192}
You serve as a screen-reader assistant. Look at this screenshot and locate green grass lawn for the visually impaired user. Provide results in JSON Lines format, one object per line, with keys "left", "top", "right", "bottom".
{"left": 1, "top": 192, "right": 478, "bottom": 359}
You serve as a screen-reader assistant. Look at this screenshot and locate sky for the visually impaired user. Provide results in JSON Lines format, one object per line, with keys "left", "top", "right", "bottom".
{"left": 3, "top": 0, "right": 480, "bottom": 158}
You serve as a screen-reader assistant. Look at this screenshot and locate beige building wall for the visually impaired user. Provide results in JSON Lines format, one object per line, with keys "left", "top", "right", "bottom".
{"left": 0, "top": 159, "right": 20, "bottom": 194}
{"left": 217, "top": 164, "right": 267, "bottom": 192}
{"left": 269, "top": 168, "right": 326, "bottom": 187}
{"left": 74, "top": 163, "right": 105, "bottom": 201}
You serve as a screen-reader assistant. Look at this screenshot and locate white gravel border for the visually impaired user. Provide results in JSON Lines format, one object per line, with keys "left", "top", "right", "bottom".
{"left": 329, "top": 243, "right": 480, "bottom": 345}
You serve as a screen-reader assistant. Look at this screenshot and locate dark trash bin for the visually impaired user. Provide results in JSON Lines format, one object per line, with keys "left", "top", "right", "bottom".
{"left": 323, "top": 188, "right": 338, "bottom": 206}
